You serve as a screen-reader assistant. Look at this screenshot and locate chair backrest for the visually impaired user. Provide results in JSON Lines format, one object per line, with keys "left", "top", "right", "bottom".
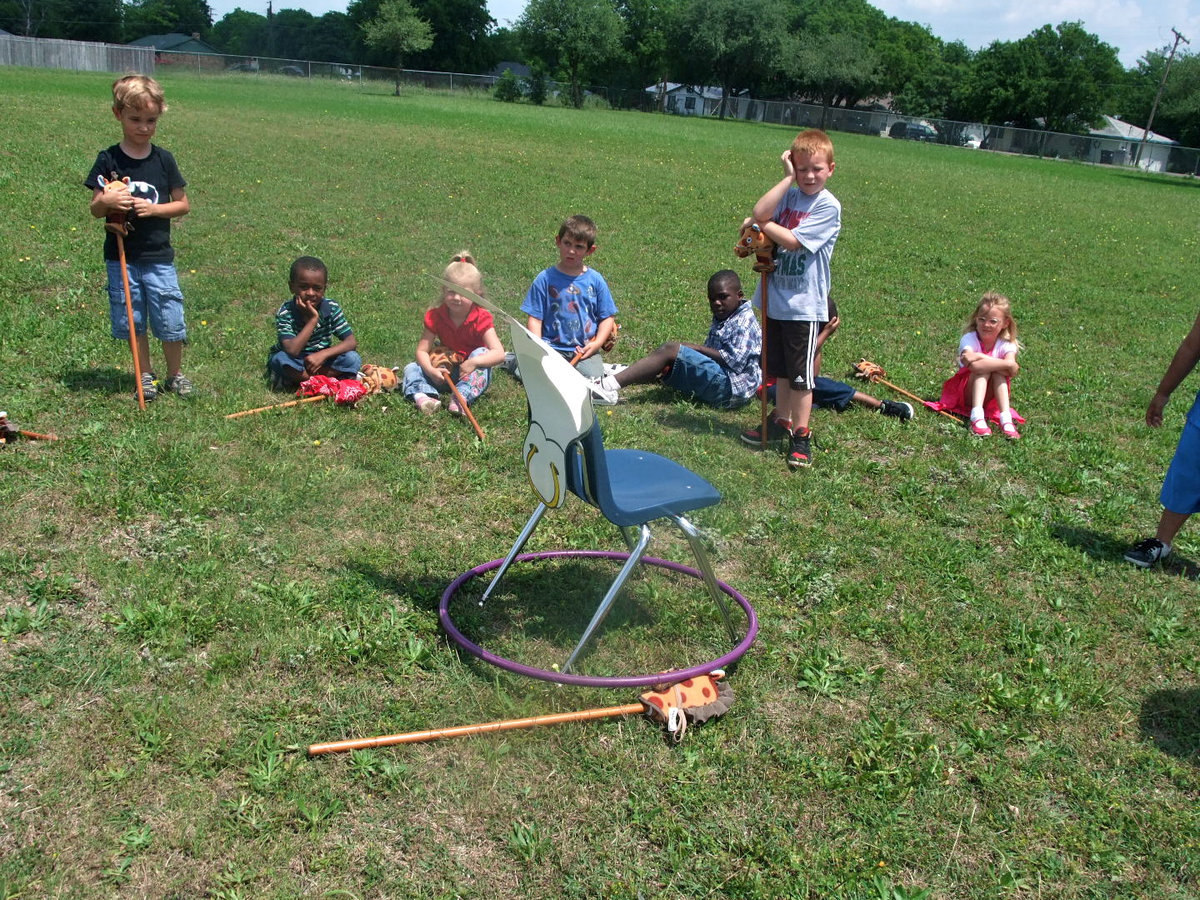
{"left": 510, "top": 324, "right": 596, "bottom": 508}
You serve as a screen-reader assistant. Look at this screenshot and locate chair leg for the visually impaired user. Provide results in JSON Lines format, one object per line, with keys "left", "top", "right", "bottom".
{"left": 673, "top": 515, "right": 738, "bottom": 645}
{"left": 478, "top": 503, "right": 549, "bottom": 608}
{"left": 562, "top": 523, "right": 652, "bottom": 674}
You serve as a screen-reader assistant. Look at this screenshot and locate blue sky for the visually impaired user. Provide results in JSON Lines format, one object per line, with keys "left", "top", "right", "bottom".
{"left": 208, "top": 0, "right": 1198, "bottom": 68}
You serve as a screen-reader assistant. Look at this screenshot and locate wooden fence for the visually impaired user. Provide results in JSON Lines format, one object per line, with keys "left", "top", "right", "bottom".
{"left": 0, "top": 34, "right": 153, "bottom": 74}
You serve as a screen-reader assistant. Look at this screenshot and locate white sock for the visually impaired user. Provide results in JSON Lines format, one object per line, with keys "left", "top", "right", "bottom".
{"left": 999, "top": 410, "right": 1013, "bottom": 425}
{"left": 969, "top": 406, "right": 985, "bottom": 423}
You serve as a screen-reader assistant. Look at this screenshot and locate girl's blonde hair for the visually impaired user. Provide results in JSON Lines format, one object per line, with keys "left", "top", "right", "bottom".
{"left": 441, "top": 250, "right": 482, "bottom": 300}
{"left": 966, "top": 291, "right": 1020, "bottom": 345}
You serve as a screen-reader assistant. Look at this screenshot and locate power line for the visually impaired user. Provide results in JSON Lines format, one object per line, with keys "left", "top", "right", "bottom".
{"left": 1134, "top": 27, "right": 1189, "bottom": 167}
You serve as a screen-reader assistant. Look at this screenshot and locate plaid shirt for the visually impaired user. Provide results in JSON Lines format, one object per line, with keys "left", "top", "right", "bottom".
{"left": 706, "top": 302, "right": 761, "bottom": 402}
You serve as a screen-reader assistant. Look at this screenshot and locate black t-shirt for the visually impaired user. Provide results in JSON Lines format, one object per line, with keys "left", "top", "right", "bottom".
{"left": 85, "top": 144, "right": 187, "bottom": 263}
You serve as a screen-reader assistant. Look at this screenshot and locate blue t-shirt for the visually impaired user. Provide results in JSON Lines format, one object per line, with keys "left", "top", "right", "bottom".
{"left": 521, "top": 266, "right": 618, "bottom": 353}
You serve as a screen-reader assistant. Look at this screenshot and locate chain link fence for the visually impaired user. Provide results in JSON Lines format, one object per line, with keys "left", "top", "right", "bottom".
{"left": 7, "top": 36, "right": 1195, "bottom": 177}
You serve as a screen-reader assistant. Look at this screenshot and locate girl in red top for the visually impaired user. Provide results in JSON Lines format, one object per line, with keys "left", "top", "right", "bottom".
{"left": 402, "top": 252, "right": 506, "bottom": 415}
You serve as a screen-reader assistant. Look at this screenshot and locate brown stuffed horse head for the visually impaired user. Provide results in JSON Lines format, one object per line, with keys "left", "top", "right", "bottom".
{"left": 734, "top": 223, "right": 776, "bottom": 274}
{"left": 98, "top": 174, "right": 132, "bottom": 236}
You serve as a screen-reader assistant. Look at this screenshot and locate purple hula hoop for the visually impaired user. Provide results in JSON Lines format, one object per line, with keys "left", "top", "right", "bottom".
{"left": 439, "top": 550, "right": 758, "bottom": 688}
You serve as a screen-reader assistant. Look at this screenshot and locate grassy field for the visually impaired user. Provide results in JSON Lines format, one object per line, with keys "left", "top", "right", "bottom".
{"left": 1, "top": 68, "right": 1198, "bottom": 899}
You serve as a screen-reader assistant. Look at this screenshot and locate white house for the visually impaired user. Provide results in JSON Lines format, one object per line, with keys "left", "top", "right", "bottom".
{"left": 1088, "top": 115, "right": 1176, "bottom": 172}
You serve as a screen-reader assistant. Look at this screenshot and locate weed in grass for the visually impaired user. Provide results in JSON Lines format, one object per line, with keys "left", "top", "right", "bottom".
{"left": 506, "top": 819, "right": 550, "bottom": 864}
{"left": 293, "top": 793, "right": 344, "bottom": 830}
{"left": 246, "top": 732, "right": 287, "bottom": 794}
{"left": 0, "top": 599, "right": 54, "bottom": 638}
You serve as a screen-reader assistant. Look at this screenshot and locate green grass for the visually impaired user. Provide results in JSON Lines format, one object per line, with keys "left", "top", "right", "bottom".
{"left": 1, "top": 68, "right": 1199, "bottom": 899}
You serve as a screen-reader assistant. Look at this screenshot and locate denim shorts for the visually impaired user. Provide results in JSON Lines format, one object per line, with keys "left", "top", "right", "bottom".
{"left": 1161, "top": 417, "right": 1200, "bottom": 515}
{"left": 664, "top": 346, "right": 737, "bottom": 409}
{"left": 106, "top": 260, "right": 187, "bottom": 342}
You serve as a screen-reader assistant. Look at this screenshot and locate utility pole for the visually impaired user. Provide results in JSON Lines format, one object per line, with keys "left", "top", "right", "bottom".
{"left": 1134, "top": 28, "right": 1189, "bottom": 169}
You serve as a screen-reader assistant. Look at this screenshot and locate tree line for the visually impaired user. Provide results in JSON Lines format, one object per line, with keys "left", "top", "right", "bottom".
{"left": 4, "top": 0, "right": 1198, "bottom": 143}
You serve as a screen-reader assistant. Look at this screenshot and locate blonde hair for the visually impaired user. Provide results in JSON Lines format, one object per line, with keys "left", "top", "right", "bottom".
{"left": 791, "top": 129, "right": 834, "bottom": 165}
{"left": 441, "top": 251, "right": 483, "bottom": 300}
{"left": 966, "top": 291, "right": 1020, "bottom": 346}
{"left": 112, "top": 74, "right": 167, "bottom": 113}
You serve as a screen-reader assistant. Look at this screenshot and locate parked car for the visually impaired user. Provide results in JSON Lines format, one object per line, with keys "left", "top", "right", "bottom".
{"left": 280, "top": 65, "right": 307, "bottom": 77}
{"left": 888, "top": 121, "right": 939, "bottom": 142}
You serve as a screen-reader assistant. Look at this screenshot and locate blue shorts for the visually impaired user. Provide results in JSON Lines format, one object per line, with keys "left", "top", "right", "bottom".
{"left": 1161, "top": 416, "right": 1200, "bottom": 515}
{"left": 663, "top": 346, "right": 739, "bottom": 409}
{"left": 767, "top": 377, "right": 856, "bottom": 410}
{"left": 106, "top": 260, "right": 187, "bottom": 342}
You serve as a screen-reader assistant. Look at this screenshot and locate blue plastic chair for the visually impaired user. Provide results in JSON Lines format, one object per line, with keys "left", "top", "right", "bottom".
{"left": 477, "top": 323, "right": 740, "bottom": 675}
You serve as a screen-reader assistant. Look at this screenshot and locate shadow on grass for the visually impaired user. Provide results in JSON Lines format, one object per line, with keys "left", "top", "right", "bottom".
{"left": 61, "top": 366, "right": 129, "bottom": 394}
{"left": 346, "top": 554, "right": 740, "bottom": 683}
{"left": 1051, "top": 524, "right": 1200, "bottom": 578}
{"left": 1140, "top": 688, "right": 1200, "bottom": 765}
{"left": 1111, "top": 170, "right": 1200, "bottom": 190}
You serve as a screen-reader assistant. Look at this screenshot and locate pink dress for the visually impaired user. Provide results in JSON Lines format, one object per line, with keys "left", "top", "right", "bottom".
{"left": 924, "top": 333, "right": 1025, "bottom": 424}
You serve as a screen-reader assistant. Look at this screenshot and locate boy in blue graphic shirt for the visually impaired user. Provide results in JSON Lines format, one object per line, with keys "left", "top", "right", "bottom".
{"left": 520, "top": 214, "right": 618, "bottom": 379}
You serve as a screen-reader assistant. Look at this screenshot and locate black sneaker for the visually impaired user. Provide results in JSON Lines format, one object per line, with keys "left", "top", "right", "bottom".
{"left": 1124, "top": 538, "right": 1171, "bottom": 568}
{"left": 740, "top": 416, "right": 790, "bottom": 447}
{"left": 136, "top": 371, "right": 158, "bottom": 403}
{"left": 787, "top": 427, "right": 812, "bottom": 469}
{"left": 163, "top": 373, "right": 194, "bottom": 398}
{"left": 880, "top": 400, "right": 914, "bottom": 421}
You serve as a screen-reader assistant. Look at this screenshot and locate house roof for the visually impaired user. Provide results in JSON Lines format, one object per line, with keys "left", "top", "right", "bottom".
{"left": 127, "top": 33, "right": 217, "bottom": 54}
{"left": 1091, "top": 115, "right": 1176, "bottom": 145}
{"left": 644, "top": 83, "right": 730, "bottom": 100}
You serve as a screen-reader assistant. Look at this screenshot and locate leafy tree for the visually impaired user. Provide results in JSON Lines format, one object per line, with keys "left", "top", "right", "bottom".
{"left": 407, "top": 0, "right": 496, "bottom": 74}
{"left": 891, "top": 39, "right": 972, "bottom": 119}
{"left": 789, "top": 30, "right": 880, "bottom": 115}
{"left": 615, "top": 0, "right": 680, "bottom": 96}
{"left": 673, "top": 0, "right": 783, "bottom": 118}
{"left": 210, "top": 8, "right": 268, "bottom": 56}
{"left": 305, "top": 12, "right": 359, "bottom": 64}
{"left": 123, "top": 0, "right": 213, "bottom": 40}
{"left": 518, "top": 0, "right": 626, "bottom": 109}
{"left": 952, "top": 22, "right": 1121, "bottom": 133}
{"left": 0, "top": 0, "right": 119, "bottom": 39}
{"left": 361, "top": 0, "right": 434, "bottom": 94}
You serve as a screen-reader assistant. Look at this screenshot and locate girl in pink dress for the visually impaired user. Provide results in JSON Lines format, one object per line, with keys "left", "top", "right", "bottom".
{"left": 927, "top": 292, "right": 1024, "bottom": 439}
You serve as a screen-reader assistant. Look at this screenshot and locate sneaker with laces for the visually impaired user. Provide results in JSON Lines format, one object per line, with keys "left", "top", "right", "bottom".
{"left": 414, "top": 393, "right": 441, "bottom": 415}
{"left": 880, "top": 400, "right": 914, "bottom": 421}
{"left": 587, "top": 376, "right": 619, "bottom": 406}
{"left": 1124, "top": 537, "right": 1171, "bottom": 568}
{"left": 136, "top": 371, "right": 158, "bottom": 403}
{"left": 164, "top": 373, "right": 194, "bottom": 398}
{"left": 740, "top": 416, "right": 790, "bottom": 447}
{"left": 447, "top": 399, "right": 463, "bottom": 416}
{"left": 787, "top": 427, "right": 812, "bottom": 469}
{"left": 970, "top": 418, "right": 991, "bottom": 436}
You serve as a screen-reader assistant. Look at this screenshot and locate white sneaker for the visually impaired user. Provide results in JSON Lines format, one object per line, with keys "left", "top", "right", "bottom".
{"left": 602, "top": 363, "right": 628, "bottom": 377}
{"left": 588, "top": 376, "right": 619, "bottom": 405}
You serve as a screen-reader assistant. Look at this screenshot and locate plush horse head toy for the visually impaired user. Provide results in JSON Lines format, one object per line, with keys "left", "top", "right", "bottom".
{"left": 97, "top": 174, "right": 132, "bottom": 236}
{"left": 734, "top": 223, "right": 776, "bottom": 274}
{"left": 359, "top": 363, "right": 398, "bottom": 393}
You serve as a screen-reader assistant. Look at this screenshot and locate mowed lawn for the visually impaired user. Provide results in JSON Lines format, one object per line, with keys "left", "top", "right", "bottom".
{"left": 1, "top": 68, "right": 1198, "bottom": 899}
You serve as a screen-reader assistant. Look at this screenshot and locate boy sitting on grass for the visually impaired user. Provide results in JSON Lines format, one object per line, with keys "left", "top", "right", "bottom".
{"left": 267, "top": 256, "right": 361, "bottom": 390}
{"left": 588, "top": 270, "right": 760, "bottom": 409}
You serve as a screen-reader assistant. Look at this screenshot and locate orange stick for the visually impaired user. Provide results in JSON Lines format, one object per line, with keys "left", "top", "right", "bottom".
{"left": 19, "top": 430, "right": 58, "bottom": 441}
{"left": 759, "top": 270, "right": 770, "bottom": 449}
{"left": 440, "top": 369, "right": 486, "bottom": 442}
{"left": 567, "top": 350, "right": 583, "bottom": 367}
{"left": 225, "top": 394, "right": 326, "bottom": 420}
{"left": 308, "top": 703, "right": 643, "bottom": 755}
{"left": 116, "top": 234, "right": 146, "bottom": 410}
